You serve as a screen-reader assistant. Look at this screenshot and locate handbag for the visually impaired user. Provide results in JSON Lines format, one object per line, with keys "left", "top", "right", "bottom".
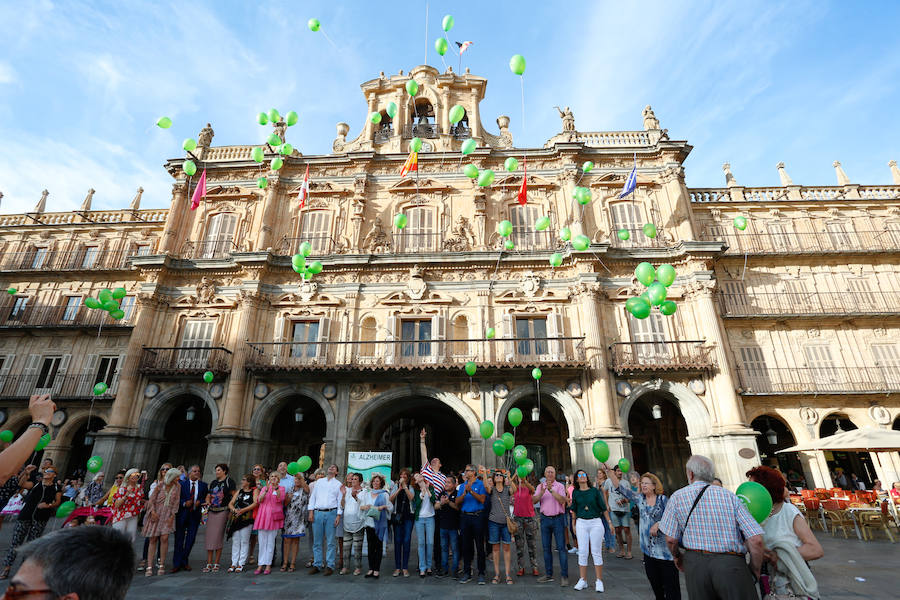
{"left": 677, "top": 484, "right": 710, "bottom": 550}
{"left": 367, "top": 507, "right": 381, "bottom": 519}
{"left": 499, "top": 488, "right": 518, "bottom": 535}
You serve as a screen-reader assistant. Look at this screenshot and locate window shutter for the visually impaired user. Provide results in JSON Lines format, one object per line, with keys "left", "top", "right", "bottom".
{"left": 502, "top": 313, "right": 515, "bottom": 362}
{"left": 430, "top": 314, "right": 446, "bottom": 362}
{"left": 18, "top": 354, "right": 41, "bottom": 396}
{"left": 803, "top": 345, "right": 837, "bottom": 388}
{"left": 110, "top": 353, "right": 127, "bottom": 395}
{"left": 610, "top": 203, "right": 645, "bottom": 242}
{"left": 0, "top": 354, "right": 14, "bottom": 397}
{"left": 81, "top": 354, "right": 99, "bottom": 396}
{"left": 738, "top": 346, "right": 768, "bottom": 392}
{"left": 546, "top": 311, "right": 564, "bottom": 361}
{"left": 385, "top": 315, "right": 398, "bottom": 364}
{"left": 51, "top": 354, "right": 71, "bottom": 396}
{"left": 316, "top": 317, "right": 331, "bottom": 364}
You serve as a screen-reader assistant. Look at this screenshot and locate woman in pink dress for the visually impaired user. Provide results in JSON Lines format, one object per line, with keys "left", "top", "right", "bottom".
{"left": 254, "top": 472, "right": 285, "bottom": 575}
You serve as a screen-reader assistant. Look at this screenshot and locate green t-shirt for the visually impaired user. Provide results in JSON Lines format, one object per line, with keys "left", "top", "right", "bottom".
{"left": 571, "top": 486, "right": 607, "bottom": 520}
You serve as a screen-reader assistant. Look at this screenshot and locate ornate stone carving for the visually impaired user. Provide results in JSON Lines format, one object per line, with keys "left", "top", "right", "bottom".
{"left": 404, "top": 266, "right": 427, "bottom": 300}
{"left": 521, "top": 272, "right": 542, "bottom": 297}
{"left": 642, "top": 105, "right": 660, "bottom": 130}
{"left": 196, "top": 277, "right": 216, "bottom": 304}
{"left": 362, "top": 218, "right": 391, "bottom": 253}
{"left": 799, "top": 407, "right": 819, "bottom": 425}
{"left": 442, "top": 216, "right": 476, "bottom": 251}
{"left": 555, "top": 106, "right": 575, "bottom": 133}
{"left": 298, "top": 280, "right": 318, "bottom": 302}
{"left": 874, "top": 327, "right": 887, "bottom": 337}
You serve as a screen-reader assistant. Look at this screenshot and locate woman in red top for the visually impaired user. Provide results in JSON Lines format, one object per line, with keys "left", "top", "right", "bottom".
{"left": 111, "top": 468, "right": 145, "bottom": 544}
{"left": 890, "top": 481, "right": 900, "bottom": 503}
{"left": 511, "top": 473, "right": 540, "bottom": 576}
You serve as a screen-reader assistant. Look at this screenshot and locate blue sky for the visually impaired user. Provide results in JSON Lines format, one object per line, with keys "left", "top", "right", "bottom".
{"left": 1, "top": 0, "right": 899, "bottom": 213}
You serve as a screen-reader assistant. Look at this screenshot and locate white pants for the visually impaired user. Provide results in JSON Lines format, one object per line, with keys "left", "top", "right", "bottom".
{"left": 231, "top": 526, "right": 252, "bottom": 567}
{"left": 257, "top": 529, "right": 278, "bottom": 566}
{"left": 112, "top": 516, "right": 138, "bottom": 543}
{"left": 575, "top": 517, "right": 604, "bottom": 566}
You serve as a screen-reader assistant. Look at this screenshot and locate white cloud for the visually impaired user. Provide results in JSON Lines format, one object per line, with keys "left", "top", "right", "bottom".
{"left": 0, "top": 62, "right": 16, "bottom": 85}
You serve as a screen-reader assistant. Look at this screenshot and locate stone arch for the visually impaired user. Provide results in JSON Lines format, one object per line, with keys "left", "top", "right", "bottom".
{"left": 249, "top": 384, "right": 336, "bottom": 442}
{"left": 496, "top": 383, "right": 586, "bottom": 439}
{"left": 619, "top": 379, "right": 711, "bottom": 439}
{"left": 348, "top": 384, "right": 480, "bottom": 440}
{"left": 817, "top": 410, "right": 863, "bottom": 437}
{"left": 54, "top": 409, "right": 109, "bottom": 449}
{"left": 137, "top": 383, "right": 219, "bottom": 440}
{"left": 744, "top": 408, "right": 806, "bottom": 444}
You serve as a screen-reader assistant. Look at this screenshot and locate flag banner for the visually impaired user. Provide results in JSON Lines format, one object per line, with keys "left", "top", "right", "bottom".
{"left": 299, "top": 164, "right": 309, "bottom": 210}
{"left": 456, "top": 40, "right": 473, "bottom": 55}
{"left": 618, "top": 155, "right": 637, "bottom": 198}
{"left": 400, "top": 151, "right": 418, "bottom": 177}
{"left": 190, "top": 168, "right": 207, "bottom": 210}
{"left": 347, "top": 452, "right": 393, "bottom": 483}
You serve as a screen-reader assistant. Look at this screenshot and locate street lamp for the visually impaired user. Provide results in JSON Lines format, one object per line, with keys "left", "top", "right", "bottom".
{"left": 765, "top": 418, "right": 778, "bottom": 446}
{"left": 185, "top": 405, "right": 196, "bottom": 422}
{"left": 295, "top": 408, "right": 304, "bottom": 423}
{"left": 84, "top": 432, "right": 94, "bottom": 446}
{"left": 531, "top": 407, "right": 540, "bottom": 422}
{"left": 651, "top": 404, "right": 662, "bottom": 420}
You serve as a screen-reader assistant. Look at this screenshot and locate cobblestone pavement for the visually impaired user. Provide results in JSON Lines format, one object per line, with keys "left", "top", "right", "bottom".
{"left": 0, "top": 519, "right": 896, "bottom": 598}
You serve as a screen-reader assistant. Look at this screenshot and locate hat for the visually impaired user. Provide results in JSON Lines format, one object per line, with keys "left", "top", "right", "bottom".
{"left": 164, "top": 468, "right": 181, "bottom": 485}
{"left": 834, "top": 467, "right": 844, "bottom": 473}
{"left": 124, "top": 468, "right": 140, "bottom": 481}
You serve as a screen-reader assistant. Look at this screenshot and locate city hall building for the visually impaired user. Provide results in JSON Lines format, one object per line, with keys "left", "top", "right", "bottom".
{"left": 1, "top": 65, "right": 899, "bottom": 491}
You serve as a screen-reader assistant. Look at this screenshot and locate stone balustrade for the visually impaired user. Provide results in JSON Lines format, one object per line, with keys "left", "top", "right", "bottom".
{"left": 0, "top": 209, "right": 167, "bottom": 227}
{"left": 690, "top": 185, "right": 900, "bottom": 203}
{"left": 202, "top": 145, "right": 257, "bottom": 161}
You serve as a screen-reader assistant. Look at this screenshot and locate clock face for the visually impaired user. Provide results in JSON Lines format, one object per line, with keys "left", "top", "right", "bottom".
{"left": 51, "top": 410, "right": 67, "bottom": 427}
{"left": 421, "top": 142, "right": 433, "bottom": 153}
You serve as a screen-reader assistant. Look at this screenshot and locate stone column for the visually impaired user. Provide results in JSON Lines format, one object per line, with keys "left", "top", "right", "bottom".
{"left": 255, "top": 176, "right": 281, "bottom": 251}
{"left": 160, "top": 183, "right": 189, "bottom": 254}
{"left": 469, "top": 89, "right": 481, "bottom": 140}
{"left": 364, "top": 93, "right": 376, "bottom": 141}
{"left": 561, "top": 169, "right": 583, "bottom": 237}
{"left": 577, "top": 283, "right": 616, "bottom": 433}
{"left": 440, "top": 88, "right": 451, "bottom": 149}
{"left": 218, "top": 292, "right": 259, "bottom": 433}
{"left": 331, "top": 383, "right": 351, "bottom": 469}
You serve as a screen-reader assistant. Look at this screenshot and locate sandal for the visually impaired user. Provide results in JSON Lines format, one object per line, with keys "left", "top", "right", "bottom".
{"left": 235, "top": 566, "right": 243, "bottom": 573}
{"left": 625, "top": 553, "right": 634, "bottom": 560}
{"left": 392, "top": 569, "right": 400, "bottom": 577}
{"left": 280, "top": 564, "right": 288, "bottom": 572}
{"left": 340, "top": 568, "right": 348, "bottom": 575}
{"left": 1, "top": 567, "right": 12, "bottom": 580}
{"left": 202, "top": 564, "right": 213, "bottom": 573}
{"left": 145, "top": 567, "right": 153, "bottom": 577}
{"left": 506, "top": 576, "right": 514, "bottom": 585}
{"left": 492, "top": 575, "right": 501, "bottom": 584}
{"left": 263, "top": 567, "right": 271, "bottom": 575}
{"left": 227, "top": 566, "right": 236, "bottom": 573}
{"left": 616, "top": 551, "right": 625, "bottom": 558}
{"left": 212, "top": 564, "right": 220, "bottom": 572}
{"left": 353, "top": 568, "right": 361, "bottom": 576}
{"left": 288, "top": 564, "right": 296, "bottom": 572}
{"left": 254, "top": 567, "right": 263, "bottom": 575}
{"left": 157, "top": 566, "right": 165, "bottom": 576}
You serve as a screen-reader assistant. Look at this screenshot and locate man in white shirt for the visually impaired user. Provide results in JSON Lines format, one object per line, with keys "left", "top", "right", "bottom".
{"left": 307, "top": 464, "right": 344, "bottom": 575}
{"left": 278, "top": 462, "right": 295, "bottom": 493}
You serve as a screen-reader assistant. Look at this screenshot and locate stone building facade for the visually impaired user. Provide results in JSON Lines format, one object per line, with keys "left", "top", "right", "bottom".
{"left": 1, "top": 65, "right": 899, "bottom": 490}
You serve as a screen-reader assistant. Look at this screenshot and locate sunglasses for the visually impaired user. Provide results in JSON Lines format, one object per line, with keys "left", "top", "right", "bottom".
{"left": 577, "top": 474, "right": 587, "bottom": 478}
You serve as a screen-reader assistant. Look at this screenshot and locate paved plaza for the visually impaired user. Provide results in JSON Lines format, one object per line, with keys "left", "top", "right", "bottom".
{"left": 0, "top": 520, "right": 895, "bottom": 599}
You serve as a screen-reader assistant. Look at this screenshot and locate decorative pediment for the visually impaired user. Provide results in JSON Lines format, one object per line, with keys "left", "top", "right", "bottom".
{"left": 494, "top": 174, "right": 556, "bottom": 190}
{"left": 271, "top": 289, "right": 342, "bottom": 307}
{"left": 290, "top": 182, "right": 353, "bottom": 197}
{"left": 389, "top": 177, "right": 454, "bottom": 194}
{"left": 205, "top": 185, "right": 253, "bottom": 198}
{"left": 378, "top": 290, "right": 453, "bottom": 305}
{"left": 493, "top": 287, "right": 569, "bottom": 303}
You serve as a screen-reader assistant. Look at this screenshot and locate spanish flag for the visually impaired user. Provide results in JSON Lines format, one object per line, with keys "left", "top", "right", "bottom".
{"left": 400, "top": 151, "right": 418, "bottom": 177}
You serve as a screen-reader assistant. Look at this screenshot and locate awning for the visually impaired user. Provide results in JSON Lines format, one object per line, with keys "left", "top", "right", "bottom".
{"left": 777, "top": 427, "right": 900, "bottom": 453}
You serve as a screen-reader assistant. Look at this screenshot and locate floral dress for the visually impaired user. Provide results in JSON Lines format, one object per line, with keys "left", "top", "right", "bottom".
{"left": 283, "top": 486, "right": 309, "bottom": 537}
{"left": 142, "top": 482, "right": 180, "bottom": 537}
{"left": 111, "top": 485, "right": 144, "bottom": 524}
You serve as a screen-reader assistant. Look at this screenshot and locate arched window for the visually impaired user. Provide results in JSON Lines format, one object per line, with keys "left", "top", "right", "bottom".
{"left": 201, "top": 213, "right": 237, "bottom": 259}
{"left": 359, "top": 316, "right": 377, "bottom": 359}
{"left": 450, "top": 109, "right": 470, "bottom": 139}
{"left": 397, "top": 206, "right": 436, "bottom": 252}
{"left": 374, "top": 110, "right": 393, "bottom": 144}
{"left": 407, "top": 99, "right": 437, "bottom": 138}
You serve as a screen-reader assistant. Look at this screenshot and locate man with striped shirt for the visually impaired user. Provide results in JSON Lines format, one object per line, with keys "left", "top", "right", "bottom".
{"left": 420, "top": 428, "right": 448, "bottom": 572}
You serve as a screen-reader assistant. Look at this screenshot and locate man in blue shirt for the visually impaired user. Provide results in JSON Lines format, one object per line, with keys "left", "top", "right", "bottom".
{"left": 455, "top": 464, "right": 487, "bottom": 584}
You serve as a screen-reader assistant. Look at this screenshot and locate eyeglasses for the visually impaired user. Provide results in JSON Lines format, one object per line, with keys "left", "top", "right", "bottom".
{"left": 577, "top": 474, "right": 587, "bottom": 479}
{"left": 3, "top": 588, "right": 56, "bottom": 599}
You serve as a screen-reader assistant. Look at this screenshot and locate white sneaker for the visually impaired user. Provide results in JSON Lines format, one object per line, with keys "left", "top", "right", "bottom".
{"left": 568, "top": 547, "right": 578, "bottom": 554}
{"left": 573, "top": 578, "right": 588, "bottom": 591}
{"left": 595, "top": 580, "right": 604, "bottom": 593}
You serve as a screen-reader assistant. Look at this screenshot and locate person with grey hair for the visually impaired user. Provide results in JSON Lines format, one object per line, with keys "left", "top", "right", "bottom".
{"left": 659, "top": 455, "right": 765, "bottom": 600}
{"left": 8, "top": 525, "right": 134, "bottom": 599}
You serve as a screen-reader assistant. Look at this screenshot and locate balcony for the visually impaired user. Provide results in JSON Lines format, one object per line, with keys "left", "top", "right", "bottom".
{"left": 139, "top": 347, "right": 232, "bottom": 376}
{"left": 0, "top": 249, "right": 131, "bottom": 272}
{"left": 245, "top": 337, "right": 586, "bottom": 374}
{"left": 509, "top": 230, "right": 555, "bottom": 251}
{"left": 0, "top": 374, "right": 116, "bottom": 400}
{"left": 607, "top": 230, "right": 671, "bottom": 250}
{"left": 402, "top": 123, "right": 440, "bottom": 139}
{"left": 276, "top": 236, "right": 336, "bottom": 256}
{"left": 736, "top": 366, "right": 900, "bottom": 394}
{"left": 696, "top": 230, "right": 900, "bottom": 255}
{"left": 178, "top": 240, "right": 238, "bottom": 260}
{"left": 609, "top": 340, "right": 715, "bottom": 374}
{"left": 394, "top": 232, "right": 444, "bottom": 253}
{"left": 449, "top": 124, "right": 471, "bottom": 140}
{"left": 373, "top": 126, "right": 393, "bottom": 144}
{"left": 719, "top": 291, "right": 898, "bottom": 318}
{"left": 0, "top": 304, "right": 134, "bottom": 329}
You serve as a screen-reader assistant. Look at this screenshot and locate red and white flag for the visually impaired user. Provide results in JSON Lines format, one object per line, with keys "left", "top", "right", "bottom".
{"left": 456, "top": 40, "right": 473, "bottom": 55}
{"left": 299, "top": 164, "right": 309, "bottom": 210}
{"left": 516, "top": 159, "right": 527, "bottom": 206}
{"left": 190, "top": 168, "right": 207, "bottom": 211}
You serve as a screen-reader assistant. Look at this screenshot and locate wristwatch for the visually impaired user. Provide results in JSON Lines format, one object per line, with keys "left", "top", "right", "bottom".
{"left": 27, "top": 422, "right": 50, "bottom": 435}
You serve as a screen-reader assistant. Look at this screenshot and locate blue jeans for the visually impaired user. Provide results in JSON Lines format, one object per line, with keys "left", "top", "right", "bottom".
{"left": 312, "top": 509, "right": 337, "bottom": 568}
{"left": 393, "top": 518, "right": 413, "bottom": 570}
{"left": 440, "top": 527, "right": 459, "bottom": 574}
{"left": 414, "top": 516, "right": 435, "bottom": 573}
{"left": 460, "top": 512, "right": 486, "bottom": 576}
{"left": 540, "top": 514, "right": 567, "bottom": 578}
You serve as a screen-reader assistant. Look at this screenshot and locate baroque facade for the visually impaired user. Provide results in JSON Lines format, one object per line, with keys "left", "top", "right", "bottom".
{"left": 1, "top": 65, "right": 899, "bottom": 490}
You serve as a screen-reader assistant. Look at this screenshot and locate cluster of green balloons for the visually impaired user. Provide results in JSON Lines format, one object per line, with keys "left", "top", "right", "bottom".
{"left": 485, "top": 327, "right": 495, "bottom": 339}
{"left": 0, "top": 430, "right": 13, "bottom": 443}
{"left": 461, "top": 138, "right": 476, "bottom": 155}
{"left": 252, "top": 108, "right": 299, "bottom": 187}
{"left": 497, "top": 220, "right": 513, "bottom": 238}
{"left": 592, "top": 440, "right": 609, "bottom": 462}
{"left": 532, "top": 367, "right": 542, "bottom": 380}
{"left": 582, "top": 161, "right": 594, "bottom": 173}
{"left": 56, "top": 500, "right": 76, "bottom": 519}
{"left": 393, "top": 213, "right": 408, "bottom": 230}
{"left": 736, "top": 481, "right": 773, "bottom": 523}
{"left": 479, "top": 420, "right": 494, "bottom": 439}
{"left": 464, "top": 361, "right": 476, "bottom": 376}
{"left": 406, "top": 79, "right": 419, "bottom": 97}
{"left": 504, "top": 157, "right": 518, "bottom": 172}
{"left": 442, "top": 14, "right": 454, "bottom": 32}
{"left": 36, "top": 433, "right": 50, "bottom": 451}
{"left": 83, "top": 287, "right": 127, "bottom": 320}
{"left": 92, "top": 382, "right": 108, "bottom": 396}
{"left": 573, "top": 186, "right": 592, "bottom": 205}
{"left": 626, "top": 262, "right": 678, "bottom": 319}
{"left": 643, "top": 223, "right": 658, "bottom": 239}
{"left": 291, "top": 243, "right": 322, "bottom": 281}
{"left": 618, "top": 458, "right": 631, "bottom": 473}
{"left": 571, "top": 234, "right": 591, "bottom": 251}
{"left": 287, "top": 455, "right": 313, "bottom": 475}
{"left": 477, "top": 170, "right": 495, "bottom": 187}
{"left": 463, "top": 164, "right": 478, "bottom": 179}
{"left": 308, "top": 18, "right": 320, "bottom": 32}
{"left": 449, "top": 105, "right": 465, "bottom": 124}
{"left": 733, "top": 216, "right": 748, "bottom": 231}
{"left": 7, "top": 288, "right": 16, "bottom": 295}
{"left": 617, "top": 229, "right": 630, "bottom": 241}
{"left": 87, "top": 455, "right": 103, "bottom": 473}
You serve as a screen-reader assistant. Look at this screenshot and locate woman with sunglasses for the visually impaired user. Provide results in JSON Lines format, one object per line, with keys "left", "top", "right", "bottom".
{"left": 138, "top": 464, "right": 172, "bottom": 572}
{"left": 110, "top": 469, "right": 145, "bottom": 544}
{"left": 142, "top": 467, "right": 181, "bottom": 576}
{"left": 246, "top": 464, "right": 267, "bottom": 566}
{"left": 1, "top": 465, "right": 62, "bottom": 579}
{"left": 570, "top": 469, "right": 608, "bottom": 592}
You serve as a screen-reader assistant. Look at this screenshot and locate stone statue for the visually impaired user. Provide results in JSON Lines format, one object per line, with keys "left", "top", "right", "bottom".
{"left": 555, "top": 106, "right": 575, "bottom": 132}
{"left": 197, "top": 277, "right": 216, "bottom": 304}
{"left": 363, "top": 218, "right": 391, "bottom": 253}
{"left": 442, "top": 215, "right": 476, "bottom": 251}
{"left": 272, "top": 119, "right": 287, "bottom": 144}
{"left": 642, "top": 105, "right": 660, "bottom": 130}
{"left": 198, "top": 123, "right": 215, "bottom": 148}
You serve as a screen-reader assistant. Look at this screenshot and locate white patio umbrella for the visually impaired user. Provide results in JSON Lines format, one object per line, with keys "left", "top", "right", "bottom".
{"left": 777, "top": 427, "right": 900, "bottom": 454}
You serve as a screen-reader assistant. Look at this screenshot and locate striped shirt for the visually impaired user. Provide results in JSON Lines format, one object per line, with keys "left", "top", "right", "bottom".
{"left": 658, "top": 481, "right": 763, "bottom": 554}
{"left": 421, "top": 462, "right": 447, "bottom": 491}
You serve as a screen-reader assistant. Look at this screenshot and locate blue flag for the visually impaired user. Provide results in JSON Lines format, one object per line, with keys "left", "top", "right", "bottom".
{"left": 618, "top": 164, "right": 637, "bottom": 198}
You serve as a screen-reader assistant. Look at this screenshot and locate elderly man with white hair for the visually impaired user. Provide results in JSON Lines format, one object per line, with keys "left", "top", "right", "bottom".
{"left": 659, "top": 455, "right": 764, "bottom": 600}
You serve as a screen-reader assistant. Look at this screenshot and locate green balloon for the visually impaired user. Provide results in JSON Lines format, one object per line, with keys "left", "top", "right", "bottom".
{"left": 280, "top": 143, "right": 293, "bottom": 156}
{"left": 516, "top": 465, "right": 529, "bottom": 478}
{"left": 56, "top": 500, "right": 76, "bottom": 519}
{"left": 267, "top": 132, "right": 282, "bottom": 147}
{"left": 251, "top": 146, "right": 265, "bottom": 163}
{"left": 531, "top": 367, "right": 542, "bottom": 380}
{"left": 386, "top": 102, "right": 398, "bottom": 118}
{"left": 504, "top": 240, "right": 515, "bottom": 250}
{"left": 257, "top": 112, "right": 269, "bottom": 125}
{"left": 626, "top": 297, "right": 651, "bottom": 319}
{"left": 559, "top": 227, "right": 571, "bottom": 241}
{"left": 464, "top": 361, "right": 477, "bottom": 376}
{"left": 508, "top": 408, "right": 523, "bottom": 428}
{"left": 410, "top": 137, "right": 423, "bottom": 152}
{"left": 98, "top": 289, "right": 113, "bottom": 302}
{"left": 592, "top": 440, "right": 610, "bottom": 462}
{"left": 271, "top": 157, "right": 284, "bottom": 171}
{"left": 84, "top": 297, "right": 101, "bottom": 310}
{"left": 504, "top": 157, "right": 519, "bottom": 172}
{"left": 285, "top": 110, "right": 299, "bottom": 126}
{"left": 449, "top": 104, "right": 465, "bottom": 124}
{"left": 501, "top": 432, "right": 515, "bottom": 450}
{"left": 463, "top": 163, "right": 479, "bottom": 178}
{"left": 393, "top": 213, "right": 408, "bottom": 229}
{"left": 480, "top": 420, "right": 494, "bottom": 439}
{"left": 534, "top": 216, "right": 550, "bottom": 231}
{"left": 182, "top": 138, "right": 197, "bottom": 152}
{"left": 435, "top": 37, "right": 448, "bottom": 56}
{"left": 183, "top": 160, "right": 196, "bottom": 176}
{"left": 582, "top": 161, "right": 594, "bottom": 173}
{"left": 101, "top": 300, "right": 119, "bottom": 312}
{"left": 308, "top": 261, "right": 323, "bottom": 274}
{"left": 86, "top": 456, "right": 103, "bottom": 472}
{"left": 36, "top": 433, "right": 50, "bottom": 451}
{"left": 617, "top": 228, "right": 630, "bottom": 241}
{"left": 92, "top": 381, "right": 108, "bottom": 396}
{"left": 634, "top": 262, "right": 656, "bottom": 286}
{"left": 292, "top": 254, "right": 306, "bottom": 268}
{"left": 299, "top": 241, "right": 313, "bottom": 257}
{"left": 268, "top": 108, "right": 280, "bottom": 123}
{"left": 287, "top": 462, "right": 301, "bottom": 475}
{"left": 308, "top": 18, "right": 320, "bottom": 31}
{"left": 257, "top": 176, "right": 268, "bottom": 189}
{"left": 509, "top": 54, "right": 526, "bottom": 76}
{"left": 6, "top": 288, "right": 16, "bottom": 295}
{"left": 497, "top": 220, "right": 513, "bottom": 237}
{"left": 492, "top": 440, "right": 506, "bottom": 457}
{"left": 370, "top": 112, "right": 382, "bottom": 124}
{"left": 477, "top": 169, "right": 495, "bottom": 187}
{"left": 486, "top": 327, "right": 496, "bottom": 339}
{"left": 572, "top": 234, "right": 591, "bottom": 251}
{"left": 156, "top": 116, "right": 173, "bottom": 129}
{"left": 203, "top": 371, "right": 214, "bottom": 383}
{"left": 112, "top": 287, "right": 127, "bottom": 299}
{"left": 296, "top": 456, "right": 312, "bottom": 472}
{"left": 736, "top": 481, "right": 773, "bottom": 523}
{"left": 549, "top": 252, "right": 563, "bottom": 267}
{"left": 461, "top": 138, "right": 476, "bottom": 155}
{"left": 643, "top": 223, "right": 658, "bottom": 239}
{"left": 618, "top": 458, "right": 631, "bottom": 473}
{"left": 0, "top": 430, "right": 12, "bottom": 443}
{"left": 292, "top": 264, "right": 305, "bottom": 274}
{"left": 513, "top": 445, "right": 528, "bottom": 465}
{"left": 647, "top": 282, "right": 667, "bottom": 306}
{"left": 656, "top": 264, "right": 676, "bottom": 287}
{"left": 442, "top": 14, "right": 454, "bottom": 32}
{"left": 733, "top": 216, "right": 748, "bottom": 231}
{"left": 523, "top": 458, "right": 534, "bottom": 473}
{"left": 659, "top": 300, "right": 678, "bottom": 316}
{"left": 574, "top": 186, "right": 591, "bottom": 205}
{"left": 405, "top": 79, "right": 418, "bottom": 96}
{"left": 109, "top": 308, "right": 125, "bottom": 320}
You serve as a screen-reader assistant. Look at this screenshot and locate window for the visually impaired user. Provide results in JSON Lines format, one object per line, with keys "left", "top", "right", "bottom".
{"left": 766, "top": 222, "right": 792, "bottom": 251}
{"left": 9, "top": 297, "right": 28, "bottom": 320}
{"left": 95, "top": 356, "right": 119, "bottom": 387}
{"left": 81, "top": 246, "right": 99, "bottom": 268}
{"left": 886, "top": 222, "right": 900, "bottom": 247}
{"left": 62, "top": 297, "right": 81, "bottom": 321}
{"left": 398, "top": 207, "right": 435, "bottom": 252}
{"left": 201, "top": 213, "right": 237, "bottom": 258}
{"left": 628, "top": 313, "right": 668, "bottom": 363}
{"left": 400, "top": 319, "right": 432, "bottom": 358}
{"left": 871, "top": 343, "right": 900, "bottom": 386}
{"left": 298, "top": 212, "right": 331, "bottom": 254}
{"left": 721, "top": 280, "right": 748, "bottom": 313}
{"left": 738, "top": 346, "right": 770, "bottom": 392}
{"left": 704, "top": 222, "right": 726, "bottom": 240}
{"left": 515, "top": 317, "right": 548, "bottom": 356}
{"left": 135, "top": 244, "right": 152, "bottom": 256}
{"left": 825, "top": 222, "right": 853, "bottom": 248}
{"left": 290, "top": 321, "right": 320, "bottom": 359}
{"left": 31, "top": 247, "right": 49, "bottom": 269}
{"left": 177, "top": 320, "right": 215, "bottom": 368}
{"left": 36, "top": 356, "right": 62, "bottom": 389}
{"left": 609, "top": 203, "right": 646, "bottom": 243}
{"left": 509, "top": 205, "right": 543, "bottom": 250}
{"left": 803, "top": 346, "right": 837, "bottom": 388}
{"left": 847, "top": 278, "right": 877, "bottom": 310}
{"left": 783, "top": 279, "right": 810, "bottom": 312}
{"left": 119, "top": 296, "right": 135, "bottom": 321}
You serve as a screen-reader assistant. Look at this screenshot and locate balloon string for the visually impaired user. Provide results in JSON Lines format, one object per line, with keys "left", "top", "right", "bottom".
{"left": 741, "top": 251, "right": 748, "bottom": 281}
{"left": 424, "top": 2, "right": 428, "bottom": 66}
{"left": 319, "top": 28, "right": 338, "bottom": 49}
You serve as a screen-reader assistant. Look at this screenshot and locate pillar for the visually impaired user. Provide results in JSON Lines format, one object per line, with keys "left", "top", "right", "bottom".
{"left": 469, "top": 89, "right": 480, "bottom": 140}
{"left": 218, "top": 293, "right": 258, "bottom": 433}
{"left": 160, "top": 183, "right": 189, "bottom": 254}
{"left": 577, "top": 283, "right": 616, "bottom": 433}
{"left": 363, "top": 93, "right": 376, "bottom": 141}
{"left": 255, "top": 176, "right": 282, "bottom": 251}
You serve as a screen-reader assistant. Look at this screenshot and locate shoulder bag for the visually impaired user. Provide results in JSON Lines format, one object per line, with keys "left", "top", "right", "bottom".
{"left": 500, "top": 488, "right": 519, "bottom": 536}
{"left": 677, "top": 484, "right": 710, "bottom": 550}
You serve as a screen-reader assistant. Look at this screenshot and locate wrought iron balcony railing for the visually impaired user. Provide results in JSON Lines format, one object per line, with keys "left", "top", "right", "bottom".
{"left": 246, "top": 337, "right": 586, "bottom": 372}
{"left": 276, "top": 236, "right": 336, "bottom": 256}
{"left": 394, "top": 232, "right": 444, "bottom": 253}
{"left": 450, "top": 125, "right": 471, "bottom": 140}
{"left": 509, "top": 230, "right": 555, "bottom": 251}
{"left": 0, "top": 303, "right": 134, "bottom": 328}
{"left": 0, "top": 249, "right": 131, "bottom": 271}
{"left": 719, "top": 291, "right": 898, "bottom": 317}
{"left": 373, "top": 127, "right": 394, "bottom": 144}
{"left": 609, "top": 340, "right": 714, "bottom": 374}
{"left": 402, "top": 123, "right": 440, "bottom": 139}
{"left": 0, "top": 374, "right": 117, "bottom": 400}
{"left": 607, "top": 230, "right": 671, "bottom": 249}
{"left": 736, "top": 366, "right": 900, "bottom": 394}
{"left": 139, "top": 347, "right": 232, "bottom": 375}
{"left": 178, "top": 240, "right": 239, "bottom": 260}
{"left": 696, "top": 230, "right": 900, "bottom": 255}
